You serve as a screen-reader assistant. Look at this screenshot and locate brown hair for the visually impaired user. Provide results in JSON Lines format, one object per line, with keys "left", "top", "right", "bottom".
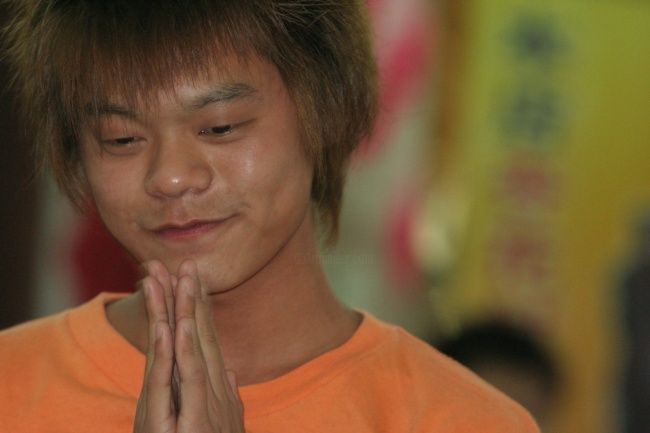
{"left": 1, "top": 0, "right": 378, "bottom": 243}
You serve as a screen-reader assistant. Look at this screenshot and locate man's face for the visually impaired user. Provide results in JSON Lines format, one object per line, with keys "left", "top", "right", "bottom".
{"left": 80, "top": 56, "right": 314, "bottom": 293}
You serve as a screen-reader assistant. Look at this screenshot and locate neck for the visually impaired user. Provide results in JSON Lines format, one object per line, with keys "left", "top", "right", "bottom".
{"left": 208, "top": 256, "right": 359, "bottom": 385}
{"left": 107, "top": 214, "right": 361, "bottom": 386}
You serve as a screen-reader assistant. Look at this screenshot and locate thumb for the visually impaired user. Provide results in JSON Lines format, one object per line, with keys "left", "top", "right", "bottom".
{"left": 226, "top": 370, "right": 238, "bottom": 395}
{"left": 226, "top": 369, "right": 244, "bottom": 410}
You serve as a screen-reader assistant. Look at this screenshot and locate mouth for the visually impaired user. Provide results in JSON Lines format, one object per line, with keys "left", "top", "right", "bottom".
{"left": 151, "top": 217, "right": 232, "bottom": 241}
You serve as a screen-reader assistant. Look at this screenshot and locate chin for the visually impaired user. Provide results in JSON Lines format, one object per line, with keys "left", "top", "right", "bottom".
{"left": 190, "top": 255, "right": 241, "bottom": 293}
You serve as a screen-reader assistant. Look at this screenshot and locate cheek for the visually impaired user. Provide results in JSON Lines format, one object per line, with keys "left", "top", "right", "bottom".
{"left": 93, "top": 185, "right": 133, "bottom": 221}
{"left": 234, "top": 136, "right": 313, "bottom": 220}
{"left": 83, "top": 160, "right": 142, "bottom": 235}
{"left": 236, "top": 103, "right": 312, "bottom": 207}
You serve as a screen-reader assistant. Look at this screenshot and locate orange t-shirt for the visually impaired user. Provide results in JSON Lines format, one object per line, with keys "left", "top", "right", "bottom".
{"left": 0, "top": 293, "right": 539, "bottom": 433}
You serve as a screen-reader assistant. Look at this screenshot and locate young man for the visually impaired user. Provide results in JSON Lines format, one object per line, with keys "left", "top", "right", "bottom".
{"left": 0, "top": 1, "right": 539, "bottom": 432}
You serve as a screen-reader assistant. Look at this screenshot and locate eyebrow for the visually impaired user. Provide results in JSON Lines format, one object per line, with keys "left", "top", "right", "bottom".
{"left": 184, "top": 83, "right": 259, "bottom": 110}
{"left": 86, "top": 103, "right": 138, "bottom": 119}
{"left": 87, "top": 83, "right": 259, "bottom": 118}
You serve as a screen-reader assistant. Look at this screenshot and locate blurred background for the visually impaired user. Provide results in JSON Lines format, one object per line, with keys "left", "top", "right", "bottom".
{"left": 1, "top": 0, "right": 649, "bottom": 432}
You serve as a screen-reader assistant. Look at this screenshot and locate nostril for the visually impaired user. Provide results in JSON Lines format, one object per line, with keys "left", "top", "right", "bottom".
{"left": 144, "top": 142, "right": 214, "bottom": 199}
{"left": 145, "top": 165, "right": 214, "bottom": 199}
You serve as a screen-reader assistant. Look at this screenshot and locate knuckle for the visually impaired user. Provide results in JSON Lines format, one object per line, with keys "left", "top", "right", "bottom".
{"left": 138, "top": 261, "right": 153, "bottom": 278}
{"left": 148, "top": 370, "right": 170, "bottom": 387}
{"left": 142, "top": 275, "right": 158, "bottom": 289}
{"left": 180, "top": 366, "right": 205, "bottom": 385}
{"left": 199, "top": 325, "right": 218, "bottom": 343}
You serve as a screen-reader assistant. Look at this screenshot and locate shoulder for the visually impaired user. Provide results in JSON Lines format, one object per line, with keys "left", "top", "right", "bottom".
{"left": 361, "top": 315, "right": 540, "bottom": 433}
{"left": 0, "top": 293, "right": 120, "bottom": 387}
{"left": 0, "top": 292, "right": 127, "bottom": 370}
{"left": 0, "top": 309, "right": 77, "bottom": 414}
{"left": 0, "top": 305, "right": 87, "bottom": 381}
{"left": 0, "top": 309, "right": 71, "bottom": 362}
{"left": 0, "top": 294, "right": 140, "bottom": 432}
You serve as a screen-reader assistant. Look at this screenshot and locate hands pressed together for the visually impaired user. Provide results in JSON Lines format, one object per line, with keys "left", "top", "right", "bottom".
{"left": 134, "top": 260, "right": 245, "bottom": 433}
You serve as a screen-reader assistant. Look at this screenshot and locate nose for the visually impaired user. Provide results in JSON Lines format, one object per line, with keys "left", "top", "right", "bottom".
{"left": 144, "top": 139, "right": 213, "bottom": 199}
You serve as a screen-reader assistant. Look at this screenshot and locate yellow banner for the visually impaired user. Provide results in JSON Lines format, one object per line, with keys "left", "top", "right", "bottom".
{"left": 424, "top": 1, "right": 650, "bottom": 432}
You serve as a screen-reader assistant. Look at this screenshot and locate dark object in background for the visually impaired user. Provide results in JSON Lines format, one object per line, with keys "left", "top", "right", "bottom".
{"left": 0, "top": 2, "right": 38, "bottom": 330}
{"left": 70, "top": 209, "right": 139, "bottom": 302}
{"left": 621, "top": 216, "right": 650, "bottom": 433}
{"left": 434, "top": 321, "right": 559, "bottom": 429}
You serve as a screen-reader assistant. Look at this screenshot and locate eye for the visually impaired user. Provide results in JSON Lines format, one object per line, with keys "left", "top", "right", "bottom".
{"left": 104, "top": 136, "right": 140, "bottom": 146}
{"left": 99, "top": 136, "right": 144, "bottom": 155}
{"left": 199, "top": 125, "right": 233, "bottom": 136}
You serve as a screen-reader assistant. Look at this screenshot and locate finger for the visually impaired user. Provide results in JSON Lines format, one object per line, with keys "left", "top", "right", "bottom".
{"left": 174, "top": 262, "right": 201, "bottom": 418}
{"left": 176, "top": 260, "right": 225, "bottom": 373}
{"left": 144, "top": 321, "right": 175, "bottom": 424}
{"left": 142, "top": 260, "right": 176, "bottom": 334}
{"left": 142, "top": 278, "right": 170, "bottom": 379}
{"left": 138, "top": 281, "right": 175, "bottom": 426}
{"left": 193, "top": 271, "right": 231, "bottom": 399}
{"left": 140, "top": 276, "right": 169, "bottom": 350}
{"left": 187, "top": 262, "right": 243, "bottom": 424}
{"left": 175, "top": 261, "right": 245, "bottom": 431}
{"left": 141, "top": 260, "right": 179, "bottom": 412}
{"left": 226, "top": 370, "right": 244, "bottom": 411}
{"left": 175, "top": 261, "right": 197, "bottom": 329}
{"left": 175, "top": 316, "right": 208, "bottom": 421}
